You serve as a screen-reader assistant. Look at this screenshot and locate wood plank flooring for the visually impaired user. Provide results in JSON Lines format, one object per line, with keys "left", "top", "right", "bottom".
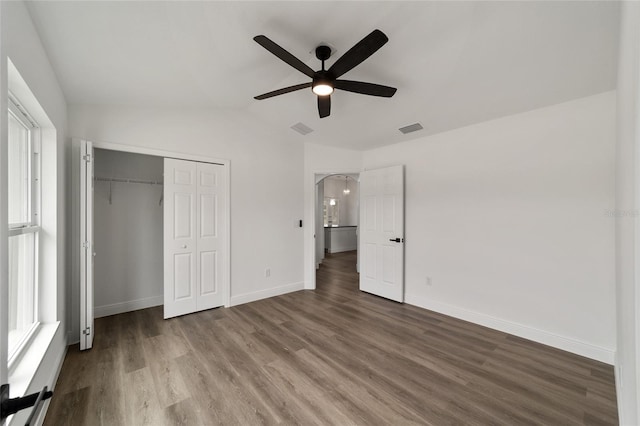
{"left": 44, "top": 251, "right": 618, "bottom": 425}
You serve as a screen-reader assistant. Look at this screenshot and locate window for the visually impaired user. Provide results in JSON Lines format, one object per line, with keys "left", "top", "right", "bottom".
{"left": 7, "top": 95, "right": 40, "bottom": 360}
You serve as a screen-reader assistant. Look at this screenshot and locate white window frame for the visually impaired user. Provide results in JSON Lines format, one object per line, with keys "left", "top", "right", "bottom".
{"left": 7, "top": 93, "right": 41, "bottom": 368}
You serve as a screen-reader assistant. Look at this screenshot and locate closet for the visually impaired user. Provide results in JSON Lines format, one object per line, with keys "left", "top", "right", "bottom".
{"left": 93, "top": 148, "right": 164, "bottom": 319}
{"left": 75, "top": 140, "right": 228, "bottom": 350}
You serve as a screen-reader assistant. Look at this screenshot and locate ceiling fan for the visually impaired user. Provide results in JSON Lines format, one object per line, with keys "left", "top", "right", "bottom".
{"left": 253, "top": 29, "right": 397, "bottom": 118}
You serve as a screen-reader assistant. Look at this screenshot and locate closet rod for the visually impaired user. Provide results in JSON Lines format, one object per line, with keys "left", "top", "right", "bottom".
{"left": 94, "top": 176, "right": 163, "bottom": 186}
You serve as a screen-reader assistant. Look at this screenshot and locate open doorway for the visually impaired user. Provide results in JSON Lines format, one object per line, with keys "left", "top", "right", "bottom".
{"left": 315, "top": 174, "right": 359, "bottom": 290}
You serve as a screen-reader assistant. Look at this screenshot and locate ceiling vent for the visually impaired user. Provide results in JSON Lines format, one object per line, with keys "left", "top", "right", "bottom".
{"left": 399, "top": 123, "right": 424, "bottom": 134}
{"left": 291, "top": 122, "right": 314, "bottom": 135}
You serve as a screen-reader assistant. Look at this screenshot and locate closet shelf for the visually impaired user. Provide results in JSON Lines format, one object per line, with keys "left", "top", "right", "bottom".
{"left": 94, "top": 177, "right": 163, "bottom": 186}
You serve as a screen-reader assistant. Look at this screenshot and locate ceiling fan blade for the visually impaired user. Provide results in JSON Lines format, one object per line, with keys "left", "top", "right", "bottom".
{"left": 318, "top": 95, "right": 331, "bottom": 118}
{"left": 328, "top": 29, "right": 389, "bottom": 78}
{"left": 334, "top": 80, "right": 397, "bottom": 97}
{"left": 254, "top": 82, "right": 312, "bottom": 100}
{"left": 254, "top": 35, "right": 315, "bottom": 78}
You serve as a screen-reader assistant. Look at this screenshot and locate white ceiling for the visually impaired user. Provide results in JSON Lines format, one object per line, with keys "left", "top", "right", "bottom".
{"left": 27, "top": 1, "right": 620, "bottom": 150}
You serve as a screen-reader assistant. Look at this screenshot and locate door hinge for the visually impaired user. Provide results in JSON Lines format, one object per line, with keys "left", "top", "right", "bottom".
{"left": 82, "top": 154, "right": 91, "bottom": 162}
{"left": 82, "top": 327, "right": 91, "bottom": 336}
{"left": 82, "top": 241, "right": 90, "bottom": 249}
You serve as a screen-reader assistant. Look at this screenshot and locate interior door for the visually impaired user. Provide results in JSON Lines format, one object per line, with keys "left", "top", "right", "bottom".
{"left": 164, "top": 159, "right": 226, "bottom": 318}
{"left": 164, "top": 159, "right": 198, "bottom": 319}
{"left": 359, "top": 165, "right": 405, "bottom": 302}
{"left": 195, "top": 162, "right": 225, "bottom": 311}
{"left": 79, "top": 140, "right": 94, "bottom": 350}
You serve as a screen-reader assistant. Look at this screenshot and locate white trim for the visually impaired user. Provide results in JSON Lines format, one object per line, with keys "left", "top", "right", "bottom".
{"left": 92, "top": 140, "right": 227, "bottom": 166}
{"left": 8, "top": 225, "right": 39, "bottom": 237}
{"left": 7, "top": 322, "right": 60, "bottom": 402}
{"left": 30, "top": 341, "right": 68, "bottom": 426}
{"left": 7, "top": 321, "right": 40, "bottom": 371}
{"left": 328, "top": 245, "right": 357, "bottom": 253}
{"left": 94, "top": 295, "right": 164, "bottom": 319}
{"left": 229, "top": 282, "right": 304, "bottom": 307}
{"left": 405, "top": 293, "right": 616, "bottom": 365}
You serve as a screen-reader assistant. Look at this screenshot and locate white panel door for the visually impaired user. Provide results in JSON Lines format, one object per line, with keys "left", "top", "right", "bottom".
{"left": 359, "top": 165, "right": 404, "bottom": 302}
{"left": 164, "top": 159, "right": 197, "bottom": 319}
{"left": 80, "top": 140, "right": 94, "bottom": 350}
{"left": 195, "top": 162, "right": 225, "bottom": 310}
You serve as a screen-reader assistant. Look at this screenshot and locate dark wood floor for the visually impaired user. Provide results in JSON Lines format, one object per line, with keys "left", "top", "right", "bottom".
{"left": 45, "top": 251, "right": 618, "bottom": 425}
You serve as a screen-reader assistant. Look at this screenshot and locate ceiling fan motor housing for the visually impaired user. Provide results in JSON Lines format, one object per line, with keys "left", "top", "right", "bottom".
{"left": 315, "top": 45, "right": 332, "bottom": 62}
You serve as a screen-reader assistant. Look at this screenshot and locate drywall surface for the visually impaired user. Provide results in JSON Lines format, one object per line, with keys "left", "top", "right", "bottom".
{"left": 68, "top": 105, "right": 305, "bottom": 328}
{"left": 93, "top": 149, "right": 163, "bottom": 316}
{"left": 363, "top": 92, "right": 616, "bottom": 363}
{"left": 615, "top": 2, "right": 640, "bottom": 423}
{"left": 1, "top": 1, "right": 68, "bottom": 423}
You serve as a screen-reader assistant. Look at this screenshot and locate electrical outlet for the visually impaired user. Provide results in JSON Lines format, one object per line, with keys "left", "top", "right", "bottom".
{"left": 265, "top": 268, "right": 271, "bottom": 278}
{"left": 426, "top": 276, "right": 432, "bottom": 286}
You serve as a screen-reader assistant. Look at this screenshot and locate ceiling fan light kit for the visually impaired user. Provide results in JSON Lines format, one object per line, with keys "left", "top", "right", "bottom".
{"left": 253, "top": 29, "right": 397, "bottom": 118}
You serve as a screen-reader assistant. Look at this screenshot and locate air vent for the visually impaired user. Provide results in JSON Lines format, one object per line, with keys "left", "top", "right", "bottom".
{"left": 399, "top": 123, "right": 424, "bottom": 134}
{"left": 291, "top": 122, "right": 314, "bottom": 135}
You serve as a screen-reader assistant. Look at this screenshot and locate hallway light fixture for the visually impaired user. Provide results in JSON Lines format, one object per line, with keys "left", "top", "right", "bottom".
{"left": 343, "top": 176, "right": 350, "bottom": 195}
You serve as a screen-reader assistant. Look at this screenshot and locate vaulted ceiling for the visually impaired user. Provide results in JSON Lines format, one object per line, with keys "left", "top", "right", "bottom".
{"left": 27, "top": 1, "right": 620, "bottom": 150}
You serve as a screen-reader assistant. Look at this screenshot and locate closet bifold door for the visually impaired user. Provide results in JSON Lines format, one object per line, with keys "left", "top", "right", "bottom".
{"left": 79, "top": 140, "right": 95, "bottom": 349}
{"left": 195, "top": 162, "right": 225, "bottom": 311}
{"left": 164, "top": 159, "right": 225, "bottom": 319}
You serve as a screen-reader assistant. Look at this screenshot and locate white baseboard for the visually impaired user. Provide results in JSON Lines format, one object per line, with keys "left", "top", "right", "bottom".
{"left": 328, "top": 245, "right": 357, "bottom": 253}
{"left": 230, "top": 282, "right": 305, "bottom": 306}
{"left": 405, "top": 293, "right": 615, "bottom": 365}
{"left": 94, "top": 295, "right": 163, "bottom": 318}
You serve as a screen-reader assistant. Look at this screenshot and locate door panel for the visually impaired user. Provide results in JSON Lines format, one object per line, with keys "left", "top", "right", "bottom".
{"left": 173, "top": 253, "right": 194, "bottom": 300}
{"left": 200, "top": 251, "right": 217, "bottom": 295}
{"left": 174, "top": 193, "right": 194, "bottom": 238}
{"left": 359, "top": 165, "right": 404, "bottom": 302}
{"left": 195, "top": 162, "right": 225, "bottom": 310}
{"left": 164, "top": 159, "right": 197, "bottom": 318}
{"left": 164, "top": 159, "right": 225, "bottom": 318}
{"left": 199, "top": 194, "right": 217, "bottom": 238}
{"left": 80, "top": 140, "right": 94, "bottom": 349}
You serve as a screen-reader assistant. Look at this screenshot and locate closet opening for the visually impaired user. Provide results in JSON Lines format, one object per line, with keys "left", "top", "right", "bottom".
{"left": 74, "top": 140, "right": 230, "bottom": 350}
{"left": 93, "top": 148, "right": 164, "bottom": 318}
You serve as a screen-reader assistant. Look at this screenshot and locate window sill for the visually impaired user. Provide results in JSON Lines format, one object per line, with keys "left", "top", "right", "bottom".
{"left": 7, "top": 322, "right": 60, "bottom": 399}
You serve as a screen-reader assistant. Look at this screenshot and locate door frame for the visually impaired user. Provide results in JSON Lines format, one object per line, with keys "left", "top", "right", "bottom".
{"left": 72, "top": 139, "right": 231, "bottom": 342}
{"left": 304, "top": 168, "right": 360, "bottom": 291}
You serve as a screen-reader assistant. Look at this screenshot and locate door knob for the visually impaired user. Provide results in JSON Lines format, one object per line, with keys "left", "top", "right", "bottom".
{"left": 389, "top": 238, "right": 403, "bottom": 243}
{"left": 181, "top": 245, "right": 187, "bottom": 249}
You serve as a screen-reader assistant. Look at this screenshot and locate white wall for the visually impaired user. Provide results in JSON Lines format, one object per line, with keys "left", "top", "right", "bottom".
{"left": 68, "top": 105, "right": 305, "bottom": 328}
{"left": 304, "top": 142, "right": 362, "bottom": 288}
{"left": 615, "top": 2, "right": 640, "bottom": 424}
{"left": 363, "top": 91, "right": 616, "bottom": 363}
{"left": 93, "top": 149, "right": 163, "bottom": 317}
{"left": 1, "top": 1, "right": 68, "bottom": 424}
